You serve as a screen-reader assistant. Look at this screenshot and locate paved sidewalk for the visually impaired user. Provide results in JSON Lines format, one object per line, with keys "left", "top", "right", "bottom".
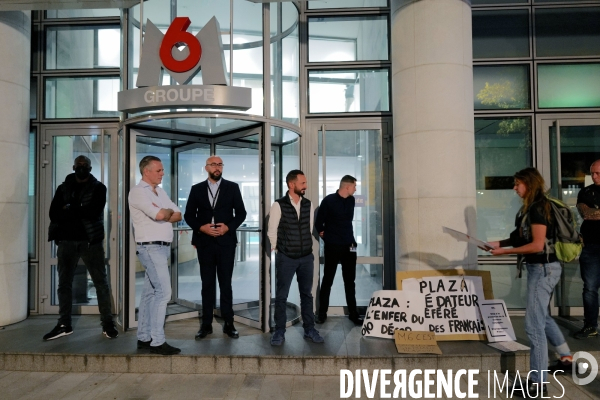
{"left": 2, "top": 370, "right": 600, "bottom": 399}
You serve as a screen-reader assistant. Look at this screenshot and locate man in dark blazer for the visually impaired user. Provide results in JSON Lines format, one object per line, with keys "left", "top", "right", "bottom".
{"left": 184, "top": 156, "right": 247, "bottom": 339}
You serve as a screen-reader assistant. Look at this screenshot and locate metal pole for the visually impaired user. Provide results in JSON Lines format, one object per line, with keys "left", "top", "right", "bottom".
{"left": 139, "top": 0, "right": 144, "bottom": 66}
{"left": 229, "top": 0, "right": 233, "bottom": 86}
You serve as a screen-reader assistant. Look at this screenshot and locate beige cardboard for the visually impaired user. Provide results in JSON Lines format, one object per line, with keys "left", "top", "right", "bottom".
{"left": 394, "top": 330, "right": 442, "bottom": 355}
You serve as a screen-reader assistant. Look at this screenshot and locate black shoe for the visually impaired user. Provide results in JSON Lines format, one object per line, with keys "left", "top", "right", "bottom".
{"left": 223, "top": 322, "right": 239, "bottom": 339}
{"left": 137, "top": 339, "right": 152, "bottom": 349}
{"left": 349, "top": 315, "right": 364, "bottom": 326}
{"left": 102, "top": 322, "right": 119, "bottom": 339}
{"left": 574, "top": 325, "right": 598, "bottom": 339}
{"left": 43, "top": 324, "right": 73, "bottom": 341}
{"left": 150, "top": 342, "right": 181, "bottom": 355}
{"left": 195, "top": 324, "right": 213, "bottom": 340}
{"left": 548, "top": 358, "right": 573, "bottom": 374}
{"left": 314, "top": 314, "right": 327, "bottom": 324}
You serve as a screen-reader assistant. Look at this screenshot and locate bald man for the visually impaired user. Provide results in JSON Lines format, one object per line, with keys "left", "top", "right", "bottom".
{"left": 184, "top": 156, "right": 247, "bottom": 339}
{"left": 575, "top": 159, "right": 600, "bottom": 339}
{"left": 45, "top": 155, "right": 117, "bottom": 341}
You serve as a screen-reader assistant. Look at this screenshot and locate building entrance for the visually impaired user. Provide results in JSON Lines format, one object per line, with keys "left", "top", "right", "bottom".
{"left": 122, "top": 115, "right": 301, "bottom": 332}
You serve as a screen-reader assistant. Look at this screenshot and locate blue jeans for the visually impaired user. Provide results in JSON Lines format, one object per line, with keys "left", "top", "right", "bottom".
{"left": 274, "top": 252, "right": 315, "bottom": 332}
{"left": 579, "top": 244, "right": 600, "bottom": 328}
{"left": 525, "top": 262, "right": 569, "bottom": 384}
{"left": 136, "top": 244, "right": 171, "bottom": 347}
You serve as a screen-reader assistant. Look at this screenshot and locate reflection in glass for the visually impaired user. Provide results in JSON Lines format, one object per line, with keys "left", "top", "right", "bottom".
{"left": 535, "top": 7, "right": 600, "bottom": 57}
{"left": 308, "top": 16, "right": 388, "bottom": 62}
{"left": 46, "top": 9, "right": 120, "bottom": 18}
{"left": 318, "top": 129, "right": 383, "bottom": 306}
{"left": 472, "top": 10, "right": 529, "bottom": 59}
{"left": 46, "top": 25, "right": 120, "bottom": 70}
{"left": 52, "top": 134, "right": 111, "bottom": 307}
{"left": 45, "top": 76, "right": 119, "bottom": 118}
{"left": 309, "top": 0, "right": 387, "bottom": 9}
{"left": 477, "top": 265, "right": 527, "bottom": 308}
{"left": 271, "top": 2, "right": 299, "bottom": 125}
{"left": 28, "top": 131, "right": 36, "bottom": 259}
{"left": 309, "top": 69, "right": 389, "bottom": 113}
{"left": 474, "top": 117, "right": 532, "bottom": 253}
{"left": 538, "top": 64, "right": 600, "bottom": 109}
{"left": 472, "top": 0, "right": 527, "bottom": 4}
{"left": 473, "top": 65, "right": 530, "bottom": 110}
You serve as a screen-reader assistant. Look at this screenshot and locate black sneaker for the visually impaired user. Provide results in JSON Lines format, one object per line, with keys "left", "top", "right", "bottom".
{"left": 574, "top": 325, "right": 598, "bottom": 339}
{"left": 548, "top": 359, "right": 573, "bottom": 374}
{"left": 150, "top": 342, "right": 181, "bottom": 355}
{"left": 314, "top": 314, "right": 327, "bottom": 324}
{"left": 137, "top": 339, "right": 152, "bottom": 349}
{"left": 43, "top": 324, "right": 73, "bottom": 341}
{"left": 102, "top": 322, "right": 119, "bottom": 339}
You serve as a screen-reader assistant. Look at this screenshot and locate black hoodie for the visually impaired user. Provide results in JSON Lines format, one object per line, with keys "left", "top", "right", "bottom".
{"left": 49, "top": 173, "right": 107, "bottom": 244}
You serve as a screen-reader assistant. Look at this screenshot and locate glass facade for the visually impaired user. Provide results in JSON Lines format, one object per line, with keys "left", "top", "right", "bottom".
{"left": 22, "top": 0, "right": 600, "bottom": 325}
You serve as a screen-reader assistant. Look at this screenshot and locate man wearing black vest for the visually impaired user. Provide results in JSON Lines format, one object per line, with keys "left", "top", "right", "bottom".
{"left": 44, "top": 155, "right": 117, "bottom": 341}
{"left": 184, "top": 156, "right": 247, "bottom": 339}
{"left": 315, "top": 175, "right": 363, "bottom": 326}
{"left": 267, "top": 170, "right": 324, "bottom": 345}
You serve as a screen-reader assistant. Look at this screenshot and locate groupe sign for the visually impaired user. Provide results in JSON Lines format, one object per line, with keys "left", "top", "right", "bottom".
{"left": 117, "top": 16, "right": 251, "bottom": 113}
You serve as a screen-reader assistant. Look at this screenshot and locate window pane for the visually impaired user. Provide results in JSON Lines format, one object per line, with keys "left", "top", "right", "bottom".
{"left": 475, "top": 116, "right": 532, "bottom": 250}
{"left": 538, "top": 64, "right": 600, "bottom": 109}
{"left": 46, "top": 9, "right": 120, "bottom": 18}
{"left": 46, "top": 25, "right": 120, "bottom": 70}
{"left": 28, "top": 130, "right": 37, "bottom": 259}
{"left": 30, "top": 77, "right": 37, "bottom": 120}
{"left": 535, "top": 7, "right": 600, "bottom": 57}
{"left": 45, "top": 76, "right": 120, "bottom": 119}
{"left": 473, "top": 65, "right": 530, "bottom": 110}
{"left": 309, "top": 16, "right": 388, "bottom": 62}
{"left": 472, "top": 10, "right": 529, "bottom": 59}
{"left": 309, "top": 0, "right": 387, "bottom": 9}
{"left": 309, "top": 69, "right": 389, "bottom": 113}
{"left": 473, "top": 0, "right": 528, "bottom": 4}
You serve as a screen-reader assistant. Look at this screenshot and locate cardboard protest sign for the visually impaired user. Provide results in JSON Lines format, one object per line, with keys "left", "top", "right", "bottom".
{"left": 394, "top": 330, "right": 442, "bottom": 355}
{"left": 363, "top": 270, "right": 493, "bottom": 341}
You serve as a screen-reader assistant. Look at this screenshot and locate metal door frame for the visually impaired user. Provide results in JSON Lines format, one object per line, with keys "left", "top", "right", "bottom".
{"left": 536, "top": 112, "right": 600, "bottom": 317}
{"left": 306, "top": 117, "right": 395, "bottom": 316}
{"left": 39, "top": 124, "right": 119, "bottom": 318}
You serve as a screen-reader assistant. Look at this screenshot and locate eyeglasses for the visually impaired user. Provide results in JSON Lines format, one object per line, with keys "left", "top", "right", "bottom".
{"left": 206, "top": 163, "right": 224, "bottom": 167}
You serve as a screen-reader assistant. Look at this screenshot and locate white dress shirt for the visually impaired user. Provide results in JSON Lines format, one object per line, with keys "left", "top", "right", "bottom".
{"left": 267, "top": 194, "right": 314, "bottom": 251}
{"left": 128, "top": 180, "right": 181, "bottom": 242}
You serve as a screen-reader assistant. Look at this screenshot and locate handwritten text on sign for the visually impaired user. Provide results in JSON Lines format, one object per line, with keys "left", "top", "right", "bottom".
{"left": 362, "top": 276, "right": 486, "bottom": 339}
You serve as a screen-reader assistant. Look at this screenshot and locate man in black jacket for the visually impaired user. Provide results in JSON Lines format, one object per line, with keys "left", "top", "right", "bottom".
{"left": 44, "top": 155, "right": 117, "bottom": 341}
{"left": 315, "top": 175, "right": 363, "bottom": 325}
{"left": 267, "top": 170, "right": 324, "bottom": 346}
{"left": 184, "top": 156, "right": 247, "bottom": 339}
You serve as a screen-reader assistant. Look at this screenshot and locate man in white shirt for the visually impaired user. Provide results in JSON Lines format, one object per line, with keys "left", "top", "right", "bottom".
{"left": 128, "top": 155, "right": 182, "bottom": 355}
{"left": 267, "top": 170, "right": 324, "bottom": 346}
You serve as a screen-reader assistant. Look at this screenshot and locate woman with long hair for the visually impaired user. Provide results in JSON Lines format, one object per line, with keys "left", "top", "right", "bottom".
{"left": 489, "top": 167, "right": 572, "bottom": 397}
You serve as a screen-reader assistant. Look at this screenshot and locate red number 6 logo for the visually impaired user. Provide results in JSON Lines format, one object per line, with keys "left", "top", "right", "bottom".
{"left": 159, "top": 17, "right": 202, "bottom": 73}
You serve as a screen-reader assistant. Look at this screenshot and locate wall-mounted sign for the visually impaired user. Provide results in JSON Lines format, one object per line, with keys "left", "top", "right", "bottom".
{"left": 118, "top": 16, "right": 252, "bottom": 113}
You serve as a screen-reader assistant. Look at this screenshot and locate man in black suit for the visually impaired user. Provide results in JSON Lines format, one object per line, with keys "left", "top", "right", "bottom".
{"left": 184, "top": 156, "right": 247, "bottom": 339}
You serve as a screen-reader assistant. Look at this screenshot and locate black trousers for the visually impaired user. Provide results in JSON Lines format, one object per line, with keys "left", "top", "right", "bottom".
{"left": 318, "top": 243, "right": 358, "bottom": 318}
{"left": 57, "top": 241, "right": 113, "bottom": 326}
{"left": 197, "top": 243, "right": 236, "bottom": 325}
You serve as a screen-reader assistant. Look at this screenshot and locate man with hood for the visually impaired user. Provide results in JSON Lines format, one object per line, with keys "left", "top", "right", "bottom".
{"left": 44, "top": 155, "right": 117, "bottom": 340}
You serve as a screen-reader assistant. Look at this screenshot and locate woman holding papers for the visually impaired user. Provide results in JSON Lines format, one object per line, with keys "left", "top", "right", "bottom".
{"left": 488, "top": 167, "right": 572, "bottom": 398}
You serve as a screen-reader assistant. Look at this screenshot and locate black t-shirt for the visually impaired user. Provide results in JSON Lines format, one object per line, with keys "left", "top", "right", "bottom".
{"left": 577, "top": 184, "right": 600, "bottom": 245}
{"left": 513, "top": 202, "right": 558, "bottom": 264}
